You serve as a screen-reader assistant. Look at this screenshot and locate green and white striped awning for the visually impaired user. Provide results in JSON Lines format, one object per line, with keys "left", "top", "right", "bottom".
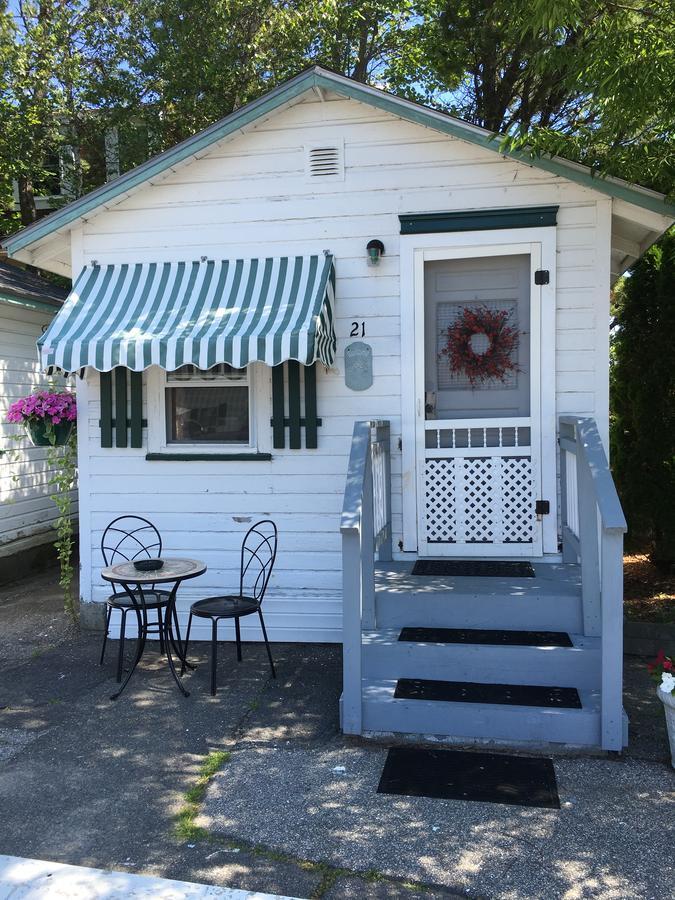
{"left": 39, "top": 254, "right": 336, "bottom": 373}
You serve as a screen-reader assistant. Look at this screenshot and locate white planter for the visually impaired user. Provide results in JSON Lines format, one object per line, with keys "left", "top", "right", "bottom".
{"left": 657, "top": 687, "right": 675, "bottom": 768}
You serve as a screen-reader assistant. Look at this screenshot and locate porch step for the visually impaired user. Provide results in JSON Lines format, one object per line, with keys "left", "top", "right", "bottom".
{"left": 361, "top": 678, "right": 608, "bottom": 747}
{"left": 374, "top": 561, "right": 583, "bottom": 633}
{"left": 361, "top": 628, "right": 601, "bottom": 687}
{"left": 394, "top": 678, "right": 582, "bottom": 709}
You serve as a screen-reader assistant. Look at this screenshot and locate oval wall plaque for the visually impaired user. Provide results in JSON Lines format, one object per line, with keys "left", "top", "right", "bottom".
{"left": 345, "top": 341, "right": 373, "bottom": 391}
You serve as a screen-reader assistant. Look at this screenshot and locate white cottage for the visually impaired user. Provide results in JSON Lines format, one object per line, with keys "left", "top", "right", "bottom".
{"left": 4, "top": 68, "right": 674, "bottom": 750}
{"left": 0, "top": 261, "right": 68, "bottom": 580}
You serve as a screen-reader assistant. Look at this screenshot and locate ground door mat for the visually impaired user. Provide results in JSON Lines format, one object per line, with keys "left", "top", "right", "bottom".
{"left": 411, "top": 560, "right": 535, "bottom": 578}
{"left": 394, "top": 678, "right": 582, "bottom": 709}
{"left": 398, "top": 627, "right": 573, "bottom": 648}
{"left": 377, "top": 746, "right": 560, "bottom": 809}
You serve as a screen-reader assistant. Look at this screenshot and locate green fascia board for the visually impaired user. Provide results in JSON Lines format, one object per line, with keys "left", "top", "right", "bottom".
{"left": 3, "top": 67, "right": 674, "bottom": 257}
{"left": 0, "top": 291, "right": 59, "bottom": 314}
{"left": 319, "top": 73, "right": 675, "bottom": 219}
{"left": 400, "top": 206, "right": 559, "bottom": 234}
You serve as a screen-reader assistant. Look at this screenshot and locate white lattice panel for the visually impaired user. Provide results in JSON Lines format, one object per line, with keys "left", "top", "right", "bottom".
{"left": 462, "top": 458, "right": 496, "bottom": 542}
{"left": 500, "top": 456, "right": 534, "bottom": 543}
{"left": 424, "top": 448, "right": 534, "bottom": 546}
{"left": 424, "top": 459, "right": 456, "bottom": 542}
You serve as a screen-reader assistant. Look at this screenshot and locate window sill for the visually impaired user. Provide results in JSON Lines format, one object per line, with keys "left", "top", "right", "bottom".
{"left": 145, "top": 452, "right": 272, "bottom": 462}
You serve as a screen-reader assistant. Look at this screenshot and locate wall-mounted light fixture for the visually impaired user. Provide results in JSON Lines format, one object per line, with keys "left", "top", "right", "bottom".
{"left": 366, "top": 239, "right": 385, "bottom": 267}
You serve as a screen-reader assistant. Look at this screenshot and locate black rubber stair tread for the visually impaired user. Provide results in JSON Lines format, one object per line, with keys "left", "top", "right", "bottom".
{"left": 411, "top": 560, "right": 535, "bottom": 577}
{"left": 394, "top": 678, "right": 582, "bottom": 709}
{"left": 377, "top": 746, "right": 560, "bottom": 809}
{"left": 398, "top": 627, "right": 573, "bottom": 648}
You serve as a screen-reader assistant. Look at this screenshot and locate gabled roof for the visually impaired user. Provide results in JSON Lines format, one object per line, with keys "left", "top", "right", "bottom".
{"left": 3, "top": 65, "right": 675, "bottom": 258}
{"left": 0, "top": 259, "right": 68, "bottom": 312}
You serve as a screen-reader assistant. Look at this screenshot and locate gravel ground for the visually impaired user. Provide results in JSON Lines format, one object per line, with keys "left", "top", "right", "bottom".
{"left": 199, "top": 744, "right": 675, "bottom": 899}
{"left": 2, "top": 567, "right": 674, "bottom": 900}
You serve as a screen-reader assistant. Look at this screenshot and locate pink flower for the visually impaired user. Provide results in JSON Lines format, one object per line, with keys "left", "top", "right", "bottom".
{"left": 5, "top": 390, "right": 76, "bottom": 427}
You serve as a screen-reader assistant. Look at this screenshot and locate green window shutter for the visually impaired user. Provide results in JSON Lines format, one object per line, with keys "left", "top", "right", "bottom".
{"left": 271, "top": 365, "right": 285, "bottom": 449}
{"left": 99, "top": 369, "right": 145, "bottom": 449}
{"left": 304, "top": 364, "right": 318, "bottom": 449}
{"left": 287, "top": 360, "right": 302, "bottom": 450}
{"left": 100, "top": 372, "right": 113, "bottom": 448}
{"left": 268, "top": 362, "right": 321, "bottom": 450}
{"left": 114, "top": 368, "right": 128, "bottom": 448}
{"left": 129, "top": 372, "right": 143, "bottom": 448}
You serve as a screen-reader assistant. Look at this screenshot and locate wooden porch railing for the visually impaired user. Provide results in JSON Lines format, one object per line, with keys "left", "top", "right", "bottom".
{"left": 559, "top": 416, "right": 628, "bottom": 750}
{"left": 341, "top": 420, "right": 392, "bottom": 735}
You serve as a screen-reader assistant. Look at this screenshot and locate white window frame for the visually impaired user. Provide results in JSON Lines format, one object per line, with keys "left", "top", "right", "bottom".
{"left": 146, "top": 363, "right": 272, "bottom": 456}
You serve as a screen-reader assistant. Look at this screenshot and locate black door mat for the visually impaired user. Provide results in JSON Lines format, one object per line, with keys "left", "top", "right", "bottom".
{"left": 394, "top": 678, "right": 582, "bottom": 709}
{"left": 377, "top": 746, "right": 560, "bottom": 809}
{"left": 412, "top": 559, "right": 535, "bottom": 577}
{"left": 398, "top": 626, "right": 573, "bottom": 648}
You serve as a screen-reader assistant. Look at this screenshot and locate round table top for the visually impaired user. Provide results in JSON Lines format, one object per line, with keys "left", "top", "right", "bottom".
{"left": 101, "top": 557, "right": 207, "bottom": 585}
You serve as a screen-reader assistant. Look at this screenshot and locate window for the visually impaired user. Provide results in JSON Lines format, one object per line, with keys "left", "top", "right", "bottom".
{"left": 165, "top": 364, "right": 250, "bottom": 446}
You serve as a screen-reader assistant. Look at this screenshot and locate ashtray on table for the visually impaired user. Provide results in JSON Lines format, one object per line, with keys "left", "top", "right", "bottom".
{"left": 133, "top": 558, "right": 164, "bottom": 572}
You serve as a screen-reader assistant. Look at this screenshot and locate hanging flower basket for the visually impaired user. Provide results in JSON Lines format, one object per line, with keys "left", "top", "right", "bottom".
{"left": 440, "top": 305, "right": 520, "bottom": 385}
{"left": 6, "top": 391, "right": 77, "bottom": 447}
{"left": 26, "top": 418, "right": 74, "bottom": 448}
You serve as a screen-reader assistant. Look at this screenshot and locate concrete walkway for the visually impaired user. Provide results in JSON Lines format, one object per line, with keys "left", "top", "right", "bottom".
{"left": 0, "top": 855, "right": 298, "bottom": 898}
{"left": 1, "top": 569, "right": 673, "bottom": 899}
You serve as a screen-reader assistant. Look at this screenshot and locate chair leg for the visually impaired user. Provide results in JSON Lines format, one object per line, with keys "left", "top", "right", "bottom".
{"left": 116, "top": 609, "right": 128, "bottom": 684}
{"left": 158, "top": 607, "right": 166, "bottom": 656}
{"left": 99, "top": 605, "right": 112, "bottom": 665}
{"left": 235, "top": 617, "right": 242, "bottom": 662}
{"left": 258, "top": 609, "right": 276, "bottom": 679}
{"left": 210, "top": 619, "right": 218, "bottom": 696}
{"left": 181, "top": 612, "right": 193, "bottom": 677}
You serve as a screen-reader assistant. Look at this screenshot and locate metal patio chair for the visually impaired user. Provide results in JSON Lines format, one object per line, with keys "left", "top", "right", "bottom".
{"left": 181, "top": 520, "right": 278, "bottom": 694}
{"left": 99, "top": 515, "right": 172, "bottom": 682}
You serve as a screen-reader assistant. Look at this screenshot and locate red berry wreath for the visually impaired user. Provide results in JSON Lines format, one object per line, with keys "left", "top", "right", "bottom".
{"left": 441, "top": 305, "right": 520, "bottom": 385}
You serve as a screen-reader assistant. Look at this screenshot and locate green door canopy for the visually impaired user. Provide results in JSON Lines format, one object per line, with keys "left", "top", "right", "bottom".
{"left": 39, "top": 254, "right": 336, "bottom": 373}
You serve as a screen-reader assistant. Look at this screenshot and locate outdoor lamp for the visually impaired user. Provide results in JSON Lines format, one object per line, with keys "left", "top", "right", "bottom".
{"left": 366, "top": 239, "right": 385, "bottom": 266}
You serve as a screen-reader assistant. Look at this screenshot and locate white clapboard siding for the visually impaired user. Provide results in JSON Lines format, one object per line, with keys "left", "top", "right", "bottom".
{"left": 75, "top": 93, "right": 613, "bottom": 640}
{"left": 0, "top": 304, "right": 77, "bottom": 553}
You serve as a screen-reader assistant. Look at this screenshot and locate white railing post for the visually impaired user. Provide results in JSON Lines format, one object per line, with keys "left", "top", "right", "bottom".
{"left": 577, "top": 458, "right": 601, "bottom": 636}
{"left": 559, "top": 415, "right": 627, "bottom": 751}
{"left": 601, "top": 529, "right": 625, "bottom": 750}
{"left": 361, "top": 449, "right": 376, "bottom": 630}
{"left": 340, "top": 419, "right": 392, "bottom": 736}
{"left": 341, "top": 524, "right": 363, "bottom": 735}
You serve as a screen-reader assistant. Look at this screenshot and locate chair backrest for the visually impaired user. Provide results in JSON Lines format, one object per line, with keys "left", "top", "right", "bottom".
{"left": 239, "top": 520, "right": 278, "bottom": 604}
{"left": 101, "top": 516, "right": 163, "bottom": 574}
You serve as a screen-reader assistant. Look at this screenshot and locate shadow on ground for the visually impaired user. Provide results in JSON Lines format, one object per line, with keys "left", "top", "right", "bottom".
{"left": 1, "top": 569, "right": 673, "bottom": 899}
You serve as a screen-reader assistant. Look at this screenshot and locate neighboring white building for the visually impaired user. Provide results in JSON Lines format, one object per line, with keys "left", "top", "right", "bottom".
{"left": 0, "top": 261, "right": 69, "bottom": 580}
{"left": 4, "top": 68, "right": 674, "bottom": 749}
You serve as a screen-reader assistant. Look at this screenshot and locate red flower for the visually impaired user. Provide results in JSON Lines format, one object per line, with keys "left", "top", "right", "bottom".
{"left": 664, "top": 660, "right": 673, "bottom": 671}
{"left": 656, "top": 649, "right": 667, "bottom": 664}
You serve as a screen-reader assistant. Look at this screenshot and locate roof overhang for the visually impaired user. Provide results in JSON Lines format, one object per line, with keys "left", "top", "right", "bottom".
{"left": 3, "top": 66, "right": 674, "bottom": 276}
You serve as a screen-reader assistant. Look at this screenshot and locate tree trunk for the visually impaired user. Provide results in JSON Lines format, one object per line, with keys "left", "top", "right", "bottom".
{"left": 17, "top": 175, "right": 37, "bottom": 226}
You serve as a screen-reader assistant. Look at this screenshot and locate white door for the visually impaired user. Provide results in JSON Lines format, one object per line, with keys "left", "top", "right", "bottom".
{"left": 416, "top": 253, "right": 543, "bottom": 557}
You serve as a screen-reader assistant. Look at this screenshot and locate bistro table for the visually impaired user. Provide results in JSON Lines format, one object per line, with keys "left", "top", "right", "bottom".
{"left": 101, "top": 557, "right": 206, "bottom": 700}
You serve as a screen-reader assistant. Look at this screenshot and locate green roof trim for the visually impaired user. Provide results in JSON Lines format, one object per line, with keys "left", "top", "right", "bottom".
{"left": 0, "top": 291, "right": 60, "bottom": 314}
{"left": 400, "top": 206, "right": 559, "bottom": 234}
{"left": 3, "top": 67, "right": 674, "bottom": 258}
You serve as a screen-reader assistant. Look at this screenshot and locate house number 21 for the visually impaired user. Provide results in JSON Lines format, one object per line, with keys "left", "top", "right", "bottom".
{"left": 350, "top": 321, "right": 366, "bottom": 337}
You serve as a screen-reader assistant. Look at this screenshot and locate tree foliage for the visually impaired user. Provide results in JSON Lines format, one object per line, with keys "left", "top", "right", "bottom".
{"left": 611, "top": 230, "right": 675, "bottom": 564}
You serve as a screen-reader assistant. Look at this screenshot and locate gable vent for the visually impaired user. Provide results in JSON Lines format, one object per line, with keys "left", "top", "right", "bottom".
{"left": 305, "top": 143, "right": 344, "bottom": 181}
